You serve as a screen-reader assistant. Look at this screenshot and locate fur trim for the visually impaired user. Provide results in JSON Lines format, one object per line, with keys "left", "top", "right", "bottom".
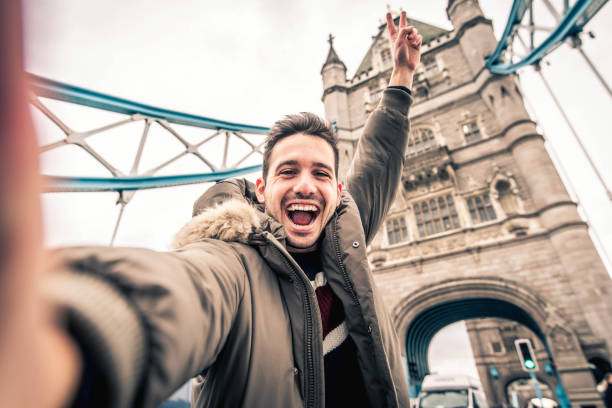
{"left": 171, "top": 199, "right": 261, "bottom": 249}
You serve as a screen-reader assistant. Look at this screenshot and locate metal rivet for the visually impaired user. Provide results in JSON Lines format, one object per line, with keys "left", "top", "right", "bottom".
{"left": 293, "top": 367, "right": 299, "bottom": 375}
{"left": 352, "top": 241, "right": 359, "bottom": 248}
{"left": 368, "top": 325, "right": 373, "bottom": 333}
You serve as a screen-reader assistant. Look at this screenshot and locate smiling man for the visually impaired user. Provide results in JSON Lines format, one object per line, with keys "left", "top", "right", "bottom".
{"left": 3, "top": 10, "right": 422, "bottom": 408}
{"left": 256, "top": 118, "right": 341, "bottom": 252}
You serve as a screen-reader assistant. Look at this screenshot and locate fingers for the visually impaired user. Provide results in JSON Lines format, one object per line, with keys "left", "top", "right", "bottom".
{"left": 386, "top": 12, "right": 397, "bottom": 40}
{"left": 398, "top": 26, "right": 421, "bottom": 47}
{"left": 399, "top": 10, "right": 407, "bottom": 29}
{"left": 413, "top": 34, "right": 423, "bottom": 49}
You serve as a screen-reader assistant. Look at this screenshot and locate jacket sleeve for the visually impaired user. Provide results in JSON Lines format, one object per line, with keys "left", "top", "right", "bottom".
{"left": 45, "top": 241, "right": 246, "bottom": 408}
{"left": 344, "top": 87, "right": 412, "bottom": 245}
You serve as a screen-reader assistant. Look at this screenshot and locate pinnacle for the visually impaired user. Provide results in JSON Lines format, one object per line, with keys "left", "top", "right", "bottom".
{"left": 322, "top": 33, "right": 346, "bottom": 69}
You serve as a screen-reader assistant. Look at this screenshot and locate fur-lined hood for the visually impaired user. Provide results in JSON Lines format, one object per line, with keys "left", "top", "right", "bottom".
{"left": 171, "top": 179, "right": 285, "bottom": 249}
{"left": 172, "top": 199, "right": 262, "bottom": 248}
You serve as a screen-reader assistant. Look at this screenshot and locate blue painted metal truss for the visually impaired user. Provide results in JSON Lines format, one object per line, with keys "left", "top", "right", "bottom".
{"left": 29, "top": 73, "right": 268, "bottom": 193}
{"left": 486, "top": 0, "right": 608, "bottom": 74}
{"left": 30, "top": 74, "right": 269, "bottom": 243}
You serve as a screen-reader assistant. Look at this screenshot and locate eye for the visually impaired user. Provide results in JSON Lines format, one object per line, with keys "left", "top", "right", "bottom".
{"left": 315, "top": 171, "right": 331, "bottom": 178}
{"left": 279, "top": 169, "right": 296, "bottom": 176}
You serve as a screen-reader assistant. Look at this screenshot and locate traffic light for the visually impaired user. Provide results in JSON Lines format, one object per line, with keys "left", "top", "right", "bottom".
{"left": 515, "top": 338, "right": 538, "bottom": 372}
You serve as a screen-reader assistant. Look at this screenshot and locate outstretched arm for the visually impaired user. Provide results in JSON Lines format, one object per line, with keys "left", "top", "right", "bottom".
{"left": 345, "top": 11, "right": 422, "bottom": 243}
{"left": 0, "top": 2, "right": 245, "bottom": 407}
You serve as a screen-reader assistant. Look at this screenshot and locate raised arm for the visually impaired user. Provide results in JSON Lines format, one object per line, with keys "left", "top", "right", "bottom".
{"left": 345, "top": 11, "right": 422, "bottom": 244}
{"left": 387, "top": 10, "right": 423, "bottom": 88}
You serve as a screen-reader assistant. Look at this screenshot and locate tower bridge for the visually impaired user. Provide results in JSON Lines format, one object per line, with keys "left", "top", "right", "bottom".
{"left": 320, "top": 2, "right": 611, "bottom": 407}
{"left": 30, "top": 1, "right": 612, "bottom": 407}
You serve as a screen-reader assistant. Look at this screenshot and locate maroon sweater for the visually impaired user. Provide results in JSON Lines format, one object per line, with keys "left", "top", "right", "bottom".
{"left": 292, "top": 250, "right": 370, "bottom": 407}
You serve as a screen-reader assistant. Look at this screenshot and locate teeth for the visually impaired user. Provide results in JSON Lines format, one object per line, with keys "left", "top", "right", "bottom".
{"left": 287, "top": 204, "right": 318, "bottom": 212}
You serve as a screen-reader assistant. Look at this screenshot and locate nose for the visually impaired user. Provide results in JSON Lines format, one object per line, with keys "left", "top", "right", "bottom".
{"left": 292, "top": 171, "right": 317, "bottom": 196}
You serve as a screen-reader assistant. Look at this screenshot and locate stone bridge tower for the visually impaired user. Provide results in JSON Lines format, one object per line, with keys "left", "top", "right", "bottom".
{"left": 320, "top": 1, "right": 612, "bottom": 407}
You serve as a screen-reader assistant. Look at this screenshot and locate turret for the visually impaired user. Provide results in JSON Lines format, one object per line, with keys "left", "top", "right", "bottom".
{"left": 446, "top": 0, "right": 497, "bottom": 75}
{"left": 321, "top": 33, "right": 347, "bottom": 91}
{"left": 320, "top": 34, "right": 352, "bottom": 181}
{"left": 446, "top": 0, "right": 485, "bottom": 29}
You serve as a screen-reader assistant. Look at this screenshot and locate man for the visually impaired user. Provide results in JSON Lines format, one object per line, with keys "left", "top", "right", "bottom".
{"left": 0, "top": 6, "right": 421, "bottom": 408}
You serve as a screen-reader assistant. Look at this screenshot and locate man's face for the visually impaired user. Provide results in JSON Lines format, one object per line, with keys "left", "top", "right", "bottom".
{"left": 256, "top": 133, "right": 342, "bottom": 252}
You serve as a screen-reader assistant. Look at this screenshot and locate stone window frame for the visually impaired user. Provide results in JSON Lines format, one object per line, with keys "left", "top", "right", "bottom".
{"left": 459, "top": 117, "right": 483, "bottom": 144}
{"left": 422, "top": 56, "right": 441, "bottom": 78}
{"left": 413, "top": 194, "right": 461, "bottom": 238}
{"left": 490, "top": 341, "right": 504, "bottom": 354}
{"left": 466, "top": 193, "right": 497, "bottom": 225}
{"left": 385, "top": 216, "right": 409, "bottom": 246}
{"left": 381, "top": 48, "right": 392, "bottom": 65}
{"left": 407, "top": 127, "right": 438, "bottom": 158}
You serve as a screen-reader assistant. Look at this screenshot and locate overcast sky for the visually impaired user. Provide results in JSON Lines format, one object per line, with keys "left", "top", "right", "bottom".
{"left": 23, "top": 0, "right": 612, "bottom": 385}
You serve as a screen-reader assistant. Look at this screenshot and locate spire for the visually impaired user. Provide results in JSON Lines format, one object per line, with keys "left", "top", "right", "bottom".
{"left": 322, "top": 33, "right": 346, "bottom": 72}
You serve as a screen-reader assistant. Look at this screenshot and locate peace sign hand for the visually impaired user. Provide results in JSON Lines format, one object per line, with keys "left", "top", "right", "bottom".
{"left": 386, "top": 10, "right": 422, "bottom": 88}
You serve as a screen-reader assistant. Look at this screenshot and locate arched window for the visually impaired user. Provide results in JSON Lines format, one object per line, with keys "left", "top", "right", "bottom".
{"left": 407, "top": 128, "right": 437, "bottom": 158}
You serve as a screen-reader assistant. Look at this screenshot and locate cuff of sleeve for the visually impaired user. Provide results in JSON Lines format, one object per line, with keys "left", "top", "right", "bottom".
{"left": 44, "top": 273, "right": 146, "bottom": 408}
{"left": 381, "top": 87, "right": 413, "bottom": 116}
{"left": 387, "top": 85, "right": 412, "bottom": 95}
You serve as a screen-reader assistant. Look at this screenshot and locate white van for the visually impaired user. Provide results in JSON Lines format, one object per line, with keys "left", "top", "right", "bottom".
{"left": 416, "top": 374, "right": 489, "bottom": 408}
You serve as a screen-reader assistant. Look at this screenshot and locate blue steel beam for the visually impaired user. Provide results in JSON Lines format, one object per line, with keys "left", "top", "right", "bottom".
{"left": 28, "top": 73, "right": 270, "bottom": 134}
{"left": 486, "top": 0, "right": 607, "bottom": 75}
{"left": 43, "top": 164, "right": 262, "bottom": 192}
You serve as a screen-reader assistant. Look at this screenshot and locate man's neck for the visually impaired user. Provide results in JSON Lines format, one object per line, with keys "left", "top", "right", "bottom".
{"left": 287, "top": 243, "right": 318, "bottom": 254}
{"left": 287, "top": 240, "right": 319, "bottom": 254}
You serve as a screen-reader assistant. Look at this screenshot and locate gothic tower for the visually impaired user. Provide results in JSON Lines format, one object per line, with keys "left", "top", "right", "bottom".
{"left": 321, "top": 2, "right": 612, "bottom": 407}
{"left": 321, "top": 34, "right": 352, "bottom": 180}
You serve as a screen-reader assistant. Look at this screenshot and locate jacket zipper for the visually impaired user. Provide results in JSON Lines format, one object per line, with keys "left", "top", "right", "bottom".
{"left": 268, "top": 238, "right": 320, "bottom": 408}
{"left": 332, "top": 215, "right": 360, "bottom": 307}
{"left": 331, "top": 214, "right": 400, "bottom": 407}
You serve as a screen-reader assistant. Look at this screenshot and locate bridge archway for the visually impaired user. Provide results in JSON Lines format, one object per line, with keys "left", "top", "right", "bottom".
{"left": 391, "top": 277, "right": 583, "bottom": 404}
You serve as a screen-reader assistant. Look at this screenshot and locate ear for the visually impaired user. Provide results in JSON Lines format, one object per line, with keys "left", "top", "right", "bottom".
{"left": 255, "top": 177, "right": 266, "bottom": 204}
{"left": 336, "top": 182, "right": 342, "bottom": 207}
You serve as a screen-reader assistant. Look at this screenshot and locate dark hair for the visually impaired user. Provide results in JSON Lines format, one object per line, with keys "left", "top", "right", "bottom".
{"left": 262, "top": 112, "right": 339, "bottom": 181}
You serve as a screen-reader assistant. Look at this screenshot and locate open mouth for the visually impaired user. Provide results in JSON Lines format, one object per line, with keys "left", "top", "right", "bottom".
{"left": 286, "top": 203, "right": 320, "bottom": 227}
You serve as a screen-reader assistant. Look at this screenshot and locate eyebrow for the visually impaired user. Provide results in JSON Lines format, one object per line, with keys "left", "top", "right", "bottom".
{"left": 313, "top": 162, "right": 334, "bottom": 172}
{"left": 276, "top": 160, "right": 333, "bottom": 173}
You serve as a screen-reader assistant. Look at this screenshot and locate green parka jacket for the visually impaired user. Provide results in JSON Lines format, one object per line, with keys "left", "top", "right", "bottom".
{"left": 47, "top": 88, "right": 412, "bottom": 408}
